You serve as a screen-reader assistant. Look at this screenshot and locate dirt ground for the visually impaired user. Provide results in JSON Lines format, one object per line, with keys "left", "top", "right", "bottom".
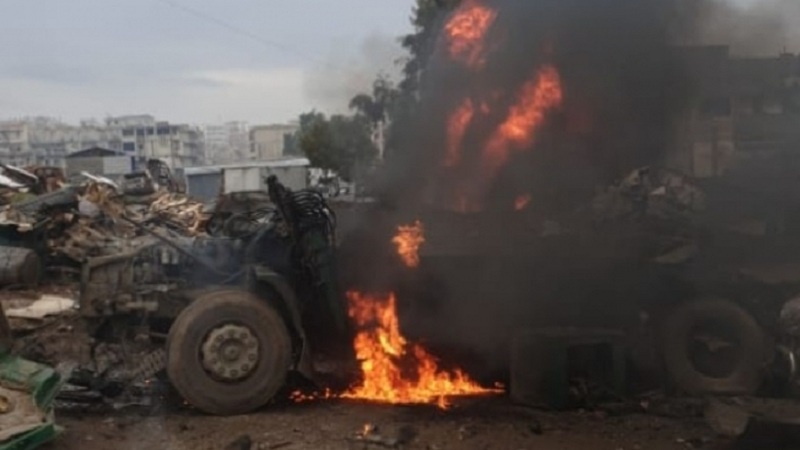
{"left": 47, "top": 395, "right": 731, "bottom": 450}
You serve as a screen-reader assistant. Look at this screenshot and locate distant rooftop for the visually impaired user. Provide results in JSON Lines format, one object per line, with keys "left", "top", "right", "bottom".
{"left": 183, "top": 157, "right": 310, "bottom": 176}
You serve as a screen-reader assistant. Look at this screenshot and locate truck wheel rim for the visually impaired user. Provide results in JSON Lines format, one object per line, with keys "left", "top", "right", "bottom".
{"left": 200, "top": 324, "right": 260, "bottom": 381}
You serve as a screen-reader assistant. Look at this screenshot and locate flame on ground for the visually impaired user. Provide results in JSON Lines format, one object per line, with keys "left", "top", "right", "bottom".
{"left": 392, "top": 221, "right": 425, "bottom": 268}
{"left": 484, "top": 64, "right": 563, "bottom": 171}
{"left": 342, "top": 291, "right": 499, "bottom": 408}
{"left": 444, "top": 0, "right": 497, "bottom": 69}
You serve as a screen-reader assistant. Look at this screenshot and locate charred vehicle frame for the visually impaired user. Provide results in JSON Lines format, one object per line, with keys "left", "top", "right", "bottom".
{"left": 77, "top": 176, "right": 345, "bottom": 415}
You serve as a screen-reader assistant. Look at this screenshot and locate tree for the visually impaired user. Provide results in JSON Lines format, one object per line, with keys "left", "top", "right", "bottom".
{"left": 349, "top": 75, "right": 398, "bottom": 127}
{"left": 349, "top": 0, "right": 459, "bottom": 161}
{"left": 398, "top": 0, "right": 460, "bottom": 94}
{"left": 296, "top": 111, "right": 378, "bottom": 182}
{"left": 349, "top": 75, "right": 399, "bottom": 158}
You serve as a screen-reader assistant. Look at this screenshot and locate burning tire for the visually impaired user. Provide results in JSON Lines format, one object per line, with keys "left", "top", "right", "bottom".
{"left": 166, "top": 289, "right": 291, "bottom": 415}
{"left": 661, "top": 298, "right": 770, "bottom": 395}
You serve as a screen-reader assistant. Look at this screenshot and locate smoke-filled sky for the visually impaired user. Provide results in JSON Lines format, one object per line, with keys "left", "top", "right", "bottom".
{"left": 0, "top": 0, "right": 797, "bottom": 126}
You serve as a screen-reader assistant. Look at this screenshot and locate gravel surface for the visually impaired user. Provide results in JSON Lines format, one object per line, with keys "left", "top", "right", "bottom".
{"left": 48, "top": 396, "right": 729, "bottom": 450}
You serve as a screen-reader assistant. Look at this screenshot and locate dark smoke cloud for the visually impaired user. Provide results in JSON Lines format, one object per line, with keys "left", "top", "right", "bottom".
{"left": 372, "top": 0, "right": 721, "bottom": 371}
{"left": 303, "top": 33, "right": 403, "bottom": 115}
{"left": 350, "top": 0, "right": 800, "bottom": 374}
{"left": 388, "top": 0, "right": 699, "bottom": 212}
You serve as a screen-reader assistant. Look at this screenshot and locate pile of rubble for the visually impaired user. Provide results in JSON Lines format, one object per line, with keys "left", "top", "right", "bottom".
{"left": 0, "top": 166, "right": 208, "bottom": 285}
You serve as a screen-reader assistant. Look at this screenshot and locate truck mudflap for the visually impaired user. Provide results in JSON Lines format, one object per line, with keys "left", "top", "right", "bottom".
{"left": 0, "top": 303, "right": 69, "bottom": 450}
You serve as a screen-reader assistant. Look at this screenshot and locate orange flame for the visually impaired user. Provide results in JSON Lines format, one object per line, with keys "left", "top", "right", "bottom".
{"left": 444, "top": 0, "right": 497, "bottom": 69}
{"left": 484, "top": 64, "right": 563, "bottom": 170}
{"left": 342, "top": 291, "right": 499, "bottom": 408}
{"left": 514, "top": 193, "right": 532, "bottom": 211}
{"left": 392, "top": 221, "right": 425, "bottom": 268}
{"left": 445, "top": 99, "right": 476, "bottom": 167}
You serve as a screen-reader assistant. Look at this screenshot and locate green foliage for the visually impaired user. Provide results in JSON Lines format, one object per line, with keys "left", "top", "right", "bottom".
{"left": 398, "top": 0, "right": 460, "bottom": 94}
{"left": 296, "top": 111, "right": 377, "bottom": 182}
{"left": 349, "top": 75, "right": 398, "bottom": 128}
{"left": 300, "top": 1, "right": 459, "bottom": 170}
{"left": 353, "top": 0, "right": 460, "bottom": 160}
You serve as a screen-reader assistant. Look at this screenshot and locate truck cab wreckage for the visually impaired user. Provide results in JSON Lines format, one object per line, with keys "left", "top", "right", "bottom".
{"left": 1, "top": 174, "right": 344, "bottom": 416}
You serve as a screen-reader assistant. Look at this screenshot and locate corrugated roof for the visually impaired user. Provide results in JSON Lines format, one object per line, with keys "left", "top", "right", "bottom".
{"left": 184, "top": 157, "right": 310, "bottom": 176}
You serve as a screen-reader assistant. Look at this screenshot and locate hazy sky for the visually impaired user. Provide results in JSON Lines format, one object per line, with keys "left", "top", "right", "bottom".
{"left": 1, "top": 0, "right": 415, "bottom": 125}
{"left": 1, "top": 0, "right": 795, "bottom": 126}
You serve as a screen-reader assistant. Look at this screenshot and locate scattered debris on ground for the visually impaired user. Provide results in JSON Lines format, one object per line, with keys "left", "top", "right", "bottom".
{"left": 0, "top": 301, "right": 69, "bottom": 449}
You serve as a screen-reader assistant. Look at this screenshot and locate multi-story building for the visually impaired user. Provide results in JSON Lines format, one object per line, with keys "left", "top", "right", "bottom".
{"left": 249, "top": 123, "right": 298, "bottom": 161}
{"left": 0, "top": 115, "right": 205, "bottom": 170}
{"left": 0, "top": 117, "right": 122, "bottom": 167}
{"left": 668, "top": 47, "right": 800, "bottom": 179}
{"left": 204, "top": 121, "right": 248, "bottom": 164}
{"left": 112, "top": 115, "right": 205, "bottom": 169}
{"left": 30, "top": 118, "right": 122, "bottom": 167}
{"left": 0, "top": 121, "right": 32, "bottom": 166}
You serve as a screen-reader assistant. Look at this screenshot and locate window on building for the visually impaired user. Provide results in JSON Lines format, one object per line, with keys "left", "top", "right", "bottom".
{"left": 123, "top": 142, "right": 136, "bottom": 152}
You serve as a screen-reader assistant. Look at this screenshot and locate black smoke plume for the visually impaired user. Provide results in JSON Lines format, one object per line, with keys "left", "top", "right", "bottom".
{"left": 343, "top": 0, "right": 796, "bottom": 374}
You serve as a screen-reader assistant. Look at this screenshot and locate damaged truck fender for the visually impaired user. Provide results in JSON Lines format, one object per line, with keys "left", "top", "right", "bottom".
{"left": 249, "top": 266, "right": 314, "bottom": 380}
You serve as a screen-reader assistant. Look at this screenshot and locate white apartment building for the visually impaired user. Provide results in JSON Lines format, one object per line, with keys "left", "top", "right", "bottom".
{"left": 204, "top": 121, "right": 248, "bottom": 164}
{"left": 0, "top": 116, "right": 204, "bottom": 169}
{"left": 0, "top": 118, "right": 121, "bottom": 167}
{"left": 0, "top": 121, "right": 31, "bottom": 166}
{"left": 249, "top": 123, "right": 298, "bottom": 161}
{"left": 114, "top": 115, "right": 204, "bottom": 169}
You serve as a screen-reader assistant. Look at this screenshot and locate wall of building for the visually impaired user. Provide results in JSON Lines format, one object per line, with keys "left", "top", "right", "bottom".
{"left": 186, "top": 172, "right": 222, "bottom": 201}
{"left": 118, "top": 118, "right": 204, "bottom": 169}
{"left": 0, "top": 122, "right": 31, "bottom": 166}
{"left": 249, "top": 124, "right": 298, "bottom": 161}
{"left": 204, "top": 121, "right": 248, "bottom": 164}
{"left": 669, "top": 47, "right": 800, "bottom": 179}
{"left": 222, "top": 164, "right": 307, "bottom": 193}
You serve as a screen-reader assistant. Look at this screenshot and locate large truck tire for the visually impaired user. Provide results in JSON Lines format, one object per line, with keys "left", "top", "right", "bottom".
{"left": 167, "top": 289, "right": 292, "bottom": 415}
{"left": 661, "top": 298, "right": 769, "bottom": 395}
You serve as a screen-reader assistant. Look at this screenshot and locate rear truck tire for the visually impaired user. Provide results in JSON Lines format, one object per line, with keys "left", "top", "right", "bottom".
{"left": 661, "top": 298, "right": 770, "bottom": 395}
{"left": 167, "top": 289, "right": 292, "bottom": 415}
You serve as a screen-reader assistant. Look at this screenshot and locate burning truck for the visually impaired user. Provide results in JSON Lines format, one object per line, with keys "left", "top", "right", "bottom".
{"left": 5, "top": 0, "right": 800, "bottom": 423}
{"left": 336, "top": 0, "right": 800, "bottom": 406}
{"left": 0, "top": 166, "right": 499, "bottom": 418}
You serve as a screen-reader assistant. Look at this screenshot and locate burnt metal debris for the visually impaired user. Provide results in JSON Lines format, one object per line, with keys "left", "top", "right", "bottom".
{"left": 3, "top": 160, "right": 800, "bottom": 449}
{"left": 0, "top": 164, "right": 343, "bottom": 418}
{"left": 0, "top": 302, "right": 68, "bottom": 449}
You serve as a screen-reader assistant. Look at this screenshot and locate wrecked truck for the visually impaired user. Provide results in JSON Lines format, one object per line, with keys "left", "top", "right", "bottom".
{"left": 75, "top": 175, "right": 345, "bottom": 415}
{"left": 342, "top": 166, "right": 800, "bottom": 399}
